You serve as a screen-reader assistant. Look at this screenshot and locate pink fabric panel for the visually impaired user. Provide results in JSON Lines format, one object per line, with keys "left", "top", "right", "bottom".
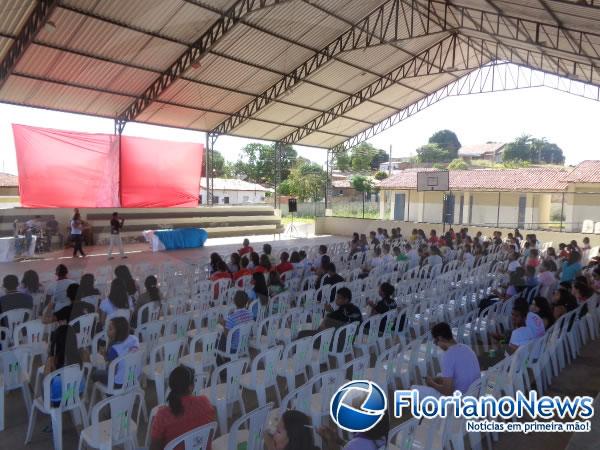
{"left": 12, "top": 124, "right": 119, "bottom": 207}
{"left": 120, "top": 135, "right": 203, "bottom": 207}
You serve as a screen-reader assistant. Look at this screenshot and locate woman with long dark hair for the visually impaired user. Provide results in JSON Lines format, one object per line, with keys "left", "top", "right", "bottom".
{"left": 45, "top": 324, "right": 85, "bottom": 405}
{"left": 150, "top": 365, "right": 216, "bottom": 450}
{"left": 77, "top": 273, "right": 101, "bottom": 305}
{"left": 133, "top": 275, "right": 161, "bottom": 327}
{"left": 265, "top": 410, "right": 317, "bottom": 450}
{"left": 114, "top": 265, "right": 138, "bottom": 300}
{"left": 20, "top": 269, "right": 41, "bottom": 295}
{"left": 99, "top": 278, "right": 132, "bottom": 323}
{"left": 248, "top": 272, "right": 269, "bottom": 319}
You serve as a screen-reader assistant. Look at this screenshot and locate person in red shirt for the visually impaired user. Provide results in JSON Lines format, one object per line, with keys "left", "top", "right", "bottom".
{"left": 150, "top": 365, "right": 216, "bottom": 450}
{"left": 276, "top": 251, "right": 294, "bottom": 276}
{"left": 210, "top": 261, "right": 232, "bottom": 299}
{"left": 254, "top": 254, "right": 272, "bottom": 274}
{"left": 234, "top": 256, "right": 253, "bottom": 281}
{"left": 238, "top": 238, "right": 253, "bottom": 256}
{"left": 428, "top": 229, "right": 439, "bottom": 245}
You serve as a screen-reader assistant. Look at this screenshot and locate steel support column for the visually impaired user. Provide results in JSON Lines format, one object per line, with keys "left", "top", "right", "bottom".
{"left": 205, "top": 132, "right": 219, "bottom": 206}
{"left": 273, "top": 142, "right": 283, "bottom": 210}
{"left": 325, "top": 148, "right": 336, "bottom": 211}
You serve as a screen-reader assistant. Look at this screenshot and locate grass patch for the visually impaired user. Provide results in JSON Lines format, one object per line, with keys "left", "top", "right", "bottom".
{"left": 281, "top": 216, "right": 315, "bottom": 225}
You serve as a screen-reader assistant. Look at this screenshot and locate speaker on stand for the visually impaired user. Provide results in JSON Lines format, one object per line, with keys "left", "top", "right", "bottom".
{"left": 287, "top": 198, "right": 299, "bottom": 237}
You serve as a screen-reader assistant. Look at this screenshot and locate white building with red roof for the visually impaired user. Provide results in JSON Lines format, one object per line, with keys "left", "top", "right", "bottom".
{"left": 378, "top": 162, "right": 600, "bottom": 232}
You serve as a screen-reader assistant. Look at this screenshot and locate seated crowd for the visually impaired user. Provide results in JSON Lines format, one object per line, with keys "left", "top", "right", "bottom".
{"left": 0, "top": 227, "right": 598, "bottom": 450}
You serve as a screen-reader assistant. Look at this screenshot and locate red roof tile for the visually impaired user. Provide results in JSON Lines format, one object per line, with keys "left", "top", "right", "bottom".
{"left": 564, "top": 160, "right": 600, "bottom": 183}
{"left": 378, "top": 168, "right": 569, "bottom": 191}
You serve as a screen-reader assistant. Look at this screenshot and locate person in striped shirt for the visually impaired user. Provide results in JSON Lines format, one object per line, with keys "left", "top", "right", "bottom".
{"left": 218, "top": 290, "right": 253, "bottom": 352}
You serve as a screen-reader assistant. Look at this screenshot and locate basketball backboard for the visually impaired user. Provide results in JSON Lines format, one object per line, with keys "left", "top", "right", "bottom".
{"left": 417, "top": 170, "right": 450, "bottom": 192}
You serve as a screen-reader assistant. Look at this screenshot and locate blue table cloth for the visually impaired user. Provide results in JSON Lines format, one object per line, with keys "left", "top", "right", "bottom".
{"left": 154, "top": 228, "right": 208, "bottom": 250}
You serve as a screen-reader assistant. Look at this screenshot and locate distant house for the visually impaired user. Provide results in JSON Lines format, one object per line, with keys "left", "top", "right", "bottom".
{"left": 377, "top": 164, "right": 600, "bottom": 232}
{"left": 332, "top": 176, "right": 380, "bottom": 202}
{"left": 458, "top": 143, "right": 506, "bottom": 163}
{"left": 0, "top": 172, "right": 19, "bottom": 196}
{"left": 379, "top": 157, "right": 411, "bottom": 173}
{"left": 200, "top": 178, "right": 272, "bottom": 205}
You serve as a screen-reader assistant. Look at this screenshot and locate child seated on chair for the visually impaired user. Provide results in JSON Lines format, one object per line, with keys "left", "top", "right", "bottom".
{"left": 92, "top": 317, "right": 139, "bottom": 387}
{"left": 218, "top": 290, "right": 253, "bottom": 353}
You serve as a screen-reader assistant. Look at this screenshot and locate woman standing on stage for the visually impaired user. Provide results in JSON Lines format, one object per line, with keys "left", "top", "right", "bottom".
{"left": 70, "top": 212, "right": 86, "bottom": 258}
{"left": 108, "top": 212, "right": 126, "bottom": 259}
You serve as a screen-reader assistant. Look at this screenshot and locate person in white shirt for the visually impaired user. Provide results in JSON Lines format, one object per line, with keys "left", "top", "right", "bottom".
{"left": 406, "top": 243, "right": 419, "bottom": 269}
{"left": 507, "top": 302, "right": 538, "bottom": 354}
{"left": 426, "top": 246, "right": 443, "bottom": 266}
{"left": 412, "top": 322, "right": 480, "bottom": 398}
{"left": 70, "top": 212, "right": 86, "bottom": 257}
{"left": 381, "top": 244, "right": 395, "bottom": 265}
{"left": 507, "top": 252, "right": 521, "bottom": 273}
{"left": 99, "top": 279, "right": 134, "bottom": 324}
{"left": 45, "top": 264, "right": 73, "bottom": 312}
{"left": 368, "top": 247, "right": 384, "bottom": 270}
{"left": 462, "top": 244, "right": 475, "bottom": 268}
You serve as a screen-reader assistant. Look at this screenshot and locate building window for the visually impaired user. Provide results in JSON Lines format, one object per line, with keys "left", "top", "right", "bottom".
{"left": 243, "top": 195, "right": 249, "bottom": 202}
{"left": 224, "top": 196, "right": 229, "bottom": 204}
{"left": 213, "top": 196, "right": 219, "bottom": 204}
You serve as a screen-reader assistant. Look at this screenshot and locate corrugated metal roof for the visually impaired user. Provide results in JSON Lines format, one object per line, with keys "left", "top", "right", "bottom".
{"left": 0, "top": 0, "right": 599, "bottom": 150}
{"left": 0, "top": 0, "right": 35, "bottom": 35}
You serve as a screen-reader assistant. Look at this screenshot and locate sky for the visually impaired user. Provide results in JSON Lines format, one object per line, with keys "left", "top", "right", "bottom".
{"left": 0, "top": 83, "right": 598, "bottom": 175}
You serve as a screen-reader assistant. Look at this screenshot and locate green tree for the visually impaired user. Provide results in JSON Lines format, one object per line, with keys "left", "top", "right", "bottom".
{"left": 447, "top": 158, "right": 469, "bottom": 170}
{"left": 370, "top": 149, "right": 389, "bottom": 170}
{"left": 234, "top": 143, "right": 297, "bottom": 186}
{"left": 374, "top": 171, "right": 389, "bottom": 180}
{"left": 532, "top": 138, "right": 565, "bottom": 164}
{"left": 348, "top": 142, "right": 387, "bottom": 173}
{"left": 334, "top": 150, "right": 352, "bottom": 172}
{"left": 283, "top": 160, "right": 326, "bottom": 201}
{"left": 212, "top": 150, "right": 236, "bottom": 178}
{"left": 503, "top": 135, "right": 533, "bottom": 162}
{"left": 416, "top": 143, "right": 450, "bottom": 163}
{"left": 428, "top": 130, "right": 461, "bottom": 159}
{"left": 350, "top": 175, "right": 374, "bottom": 194}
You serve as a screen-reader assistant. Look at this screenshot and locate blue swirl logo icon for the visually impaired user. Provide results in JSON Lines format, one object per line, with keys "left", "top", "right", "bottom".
{"left": 330, "top": 380, "right": 387, "bottom": 432}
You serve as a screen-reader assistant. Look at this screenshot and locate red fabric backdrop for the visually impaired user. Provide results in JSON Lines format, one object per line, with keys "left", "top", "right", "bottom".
{"left": 120, "top": 135, "right": 203, "bottom": 207}
{"left": 13, "top": 124, "right": 119, "bottom": 207}
{"left": 12, "top": 125, "right": 203, "bottom": 208}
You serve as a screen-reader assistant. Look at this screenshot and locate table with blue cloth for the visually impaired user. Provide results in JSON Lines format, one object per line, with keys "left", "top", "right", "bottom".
{"left": 143, "top": 228, "right": 208, "bottom": 252}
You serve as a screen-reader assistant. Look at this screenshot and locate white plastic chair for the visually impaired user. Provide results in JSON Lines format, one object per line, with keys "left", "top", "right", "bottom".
{"left": 211, "top": 402, "right": 272, "bottom": 450}
{"left": 1, "top": 346, "right": 33, "bottom": 431}
{"left": 240, "top": 345, "right": 282, "bottom": 408}
{"left": 250, "top": 314, "right": 281, "bottom": 352}
{"left": 136, "top": 320, "right": 164, "bottom": 363}
{"left": 180, "top": 331, "right": 219, "bottom": 376}
{"left": 277, "top": 337, "right": 311, "bottom": 391}
{"left": 216, "top": 322, "right": 253, "bottom": 362}
{"left": 328, "top": 322, "right": 359, "bottom": 368}
{"left": 13, "top": 319, "right": 48, "bottom": 363}
{"left": 388, "top": 418, "right": 419, "bottom": 450}
{"left": 135, "top": 301, "right": 160, "bottom": 327}
{"left": 25, "top": 364, "right": 87, "bottom": 450}
{"left": 90, "top": 350, "right": 147, "bottom": 422}
{"left": 164, "top": 422, "right": 218, "bottom": 450}
{"left": 142, "top": 339, "right": 183, "bottom": 405}
{"left": 354, "top": 314, "right": 384, "bottom": 356}
{"left": 307, "top": 328, "right": 334, "bottom": 377}
{"left": 198, "top": 358, "right": 248, "bottom": 434}
{"left": 69, "top": 313, "right": 98, "bottom": 350}
{"left": 0, "top": 308, "right": 32, "bottom": 345}
{"left": 78, "top": 391, "right": 142, "bottom": 450}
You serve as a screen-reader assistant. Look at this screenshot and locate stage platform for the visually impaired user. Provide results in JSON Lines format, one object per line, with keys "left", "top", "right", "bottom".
{"left": 0, "top": 231, "right": 344, "bottom": 277}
